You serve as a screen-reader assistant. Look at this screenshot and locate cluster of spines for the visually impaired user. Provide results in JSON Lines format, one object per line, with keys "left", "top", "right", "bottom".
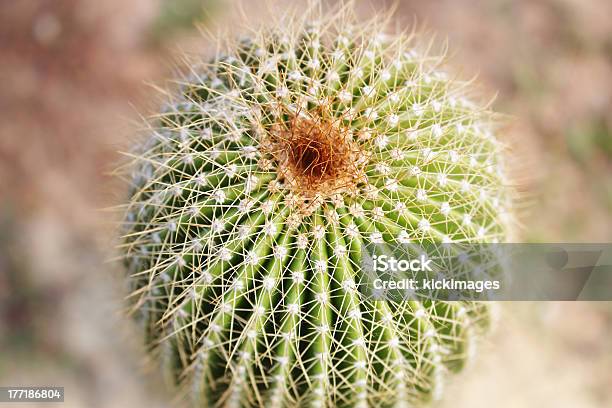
{"left": 121, "top": 5, "right": 511, "bottom": 407}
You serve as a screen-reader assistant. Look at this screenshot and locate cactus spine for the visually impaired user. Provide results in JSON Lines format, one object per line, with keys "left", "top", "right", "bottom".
{"left": 122, "top": 4, "right": 512, "bottom": 407}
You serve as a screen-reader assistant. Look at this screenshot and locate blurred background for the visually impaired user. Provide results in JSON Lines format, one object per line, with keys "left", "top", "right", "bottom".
{"left": 0, "top": 0, "right": 610, "bottom": 406}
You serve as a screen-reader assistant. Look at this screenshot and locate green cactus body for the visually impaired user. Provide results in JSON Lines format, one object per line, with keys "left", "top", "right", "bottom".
{"left": 122, "top": 6, "right": 512, "bottom": 407}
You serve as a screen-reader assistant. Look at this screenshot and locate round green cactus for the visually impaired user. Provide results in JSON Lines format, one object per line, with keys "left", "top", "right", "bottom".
{"left": 122, "top": 5, "right": 512, "bottom": 407}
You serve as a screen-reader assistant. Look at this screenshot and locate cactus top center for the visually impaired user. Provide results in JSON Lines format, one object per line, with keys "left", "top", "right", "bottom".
{"left": 288, "top": 116, "right": 342, "bottom": 181}
{"left": 264, "top": 111, "right": 368, "bottom": 214}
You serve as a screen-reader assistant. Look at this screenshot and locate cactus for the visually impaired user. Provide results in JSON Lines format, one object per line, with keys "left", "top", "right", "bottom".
{"left": 122, "top": 4, "right": 512, "bottom": 407}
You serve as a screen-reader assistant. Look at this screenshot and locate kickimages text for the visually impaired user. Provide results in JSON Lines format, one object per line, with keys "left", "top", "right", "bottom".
{"left": 372, "top": 277, "right": 501, "bottom": 293}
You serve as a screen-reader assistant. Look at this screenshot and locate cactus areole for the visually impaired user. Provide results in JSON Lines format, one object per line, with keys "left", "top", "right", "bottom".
{"left": 122, "top": 5, "right": 512, "bottom": 407}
